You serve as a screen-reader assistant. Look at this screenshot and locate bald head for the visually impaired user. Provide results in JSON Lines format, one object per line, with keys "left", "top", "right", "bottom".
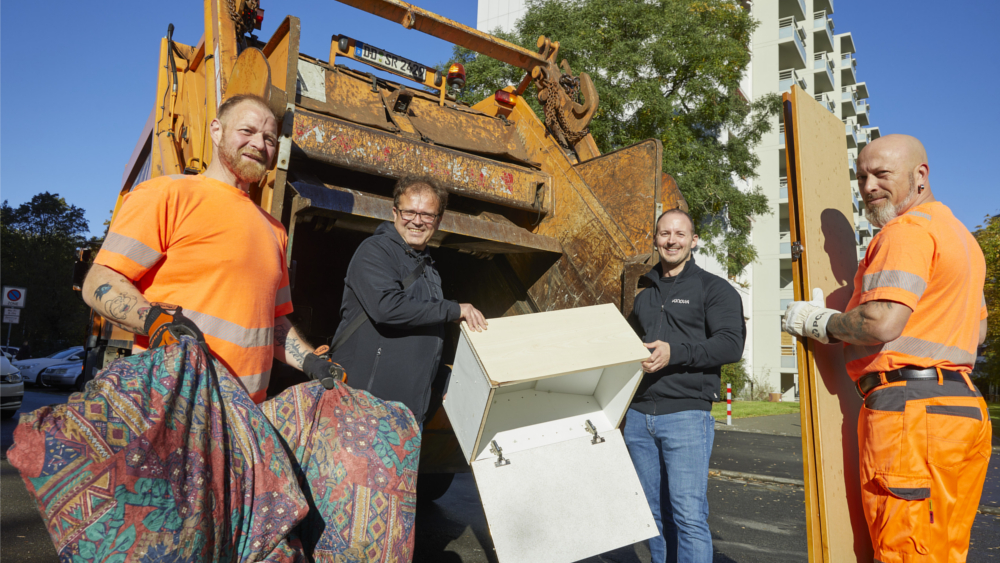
{"left": 856, "top": 134, "right": 933, "bottom": 227}
{"left": 858, "top": 134, "right": 928, "bottom": 173}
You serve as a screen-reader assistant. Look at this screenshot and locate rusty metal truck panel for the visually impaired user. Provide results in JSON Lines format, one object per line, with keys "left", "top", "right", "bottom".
{"left": 288, "top": 181, "right": 562, "bottom": 255}
{"left": 290, "top": 109, "right": 549, "bottom": 212}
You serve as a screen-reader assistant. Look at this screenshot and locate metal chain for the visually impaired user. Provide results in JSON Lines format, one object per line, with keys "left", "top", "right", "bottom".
{"left": 539, "top": 75, "right": 590, "bottom": 148}
{"left": 225, "top": 0, "right": 259, "bottom": 36}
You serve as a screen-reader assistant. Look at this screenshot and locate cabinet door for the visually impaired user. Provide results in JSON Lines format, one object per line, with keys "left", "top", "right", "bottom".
{"left": 471, "top": 431, "right": 655, "bottom": 563}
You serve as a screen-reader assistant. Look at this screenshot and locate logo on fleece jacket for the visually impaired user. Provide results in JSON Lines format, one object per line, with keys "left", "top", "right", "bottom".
{"left": 672, "top": 299, "right": 690, "bottom": 304}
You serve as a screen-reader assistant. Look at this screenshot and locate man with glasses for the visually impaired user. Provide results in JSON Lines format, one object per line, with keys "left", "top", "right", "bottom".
{"left": 329, "top": 176, "right": 487, "bottom": 426}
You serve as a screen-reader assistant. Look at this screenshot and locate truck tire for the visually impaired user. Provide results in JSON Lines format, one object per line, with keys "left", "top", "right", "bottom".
{"left": 417, "top": 473, "right": 455, "bottom": 504}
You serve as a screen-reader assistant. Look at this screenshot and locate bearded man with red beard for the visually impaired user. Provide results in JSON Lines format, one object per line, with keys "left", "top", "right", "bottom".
{"left": 83, "top": 94, "right": 343, "bottom": 401}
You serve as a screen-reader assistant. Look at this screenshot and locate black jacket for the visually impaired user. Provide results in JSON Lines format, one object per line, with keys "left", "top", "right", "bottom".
{"left": 330, "top": 222, "right": 461, "bottom": 423}
{"left": 628, "top": 258, "right": 746, "bottom": 415}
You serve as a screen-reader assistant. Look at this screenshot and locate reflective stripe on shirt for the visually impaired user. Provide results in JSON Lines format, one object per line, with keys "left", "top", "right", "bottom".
{"left": 102, "top": 232, "right": 164, "bottom": 268}
{"left": 846, "top": 335, "right": 976, "bottom": 366}
{"left": 185, "top": 309, "right": 274, "bottom": 349}
{"left": 862, "top": 269, "right": 927, "bottom": 297}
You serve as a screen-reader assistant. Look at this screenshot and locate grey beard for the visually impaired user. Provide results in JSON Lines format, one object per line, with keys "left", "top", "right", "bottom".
{"left": 864, "top": 181, "right": 917, "bottom": 228}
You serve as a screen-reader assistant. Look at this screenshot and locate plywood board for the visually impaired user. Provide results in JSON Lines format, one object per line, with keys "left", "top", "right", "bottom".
{"left": 472, "top": 433, "right": 656, "bottom": 563}
{"left": 460, "top": 303, "right": 650, "bottom": 384}
{"left": 783, "top": 84, "right": 873, "bottom": 562}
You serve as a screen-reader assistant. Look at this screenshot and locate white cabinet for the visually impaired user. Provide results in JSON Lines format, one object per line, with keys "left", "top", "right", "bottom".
{"left": 444, "top": 303, "right": 656, "bottom": 563}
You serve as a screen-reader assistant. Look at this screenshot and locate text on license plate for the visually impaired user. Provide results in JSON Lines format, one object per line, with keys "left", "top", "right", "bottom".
{"left": 355, "top": 41, "right": 427, "bottom": 83}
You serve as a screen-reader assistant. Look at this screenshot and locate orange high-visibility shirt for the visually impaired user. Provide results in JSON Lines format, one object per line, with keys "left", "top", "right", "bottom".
{"left": 844, "top": 201, "right": 987, "bottom": 380}
{"left": 94, "top": 175, "right": 293, "bottom": 402}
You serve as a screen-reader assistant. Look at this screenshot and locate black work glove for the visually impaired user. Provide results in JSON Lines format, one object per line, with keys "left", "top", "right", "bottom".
{"left": 302, "top": 347, "right": 346, "bottom": 390}
{"left": 144, "top": 305, "right": 206, "bottom": 349}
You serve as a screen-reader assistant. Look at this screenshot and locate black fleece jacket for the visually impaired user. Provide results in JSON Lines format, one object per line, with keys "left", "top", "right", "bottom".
{"left": 628, "top": 258, "right": 746, "bottom": 415}
{"left": 329, "top": 222, "right": 461, "bottom": 423}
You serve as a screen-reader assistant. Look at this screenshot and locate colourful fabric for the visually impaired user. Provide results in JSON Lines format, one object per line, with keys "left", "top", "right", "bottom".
{"left": 94, "top": 175, "right": 292, "bottom": 402}
{"left": 260, "top": 379, "right": 420, "bottom": 562}
{"left": 8, "top": 338, "right": 421, "bottom": 563}
{"left": 844, "top": 202, "right": 987, "bottom": 380}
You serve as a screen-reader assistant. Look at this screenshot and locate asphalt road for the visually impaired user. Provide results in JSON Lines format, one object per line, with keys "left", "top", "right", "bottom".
{"left": 2, "top": 391, "right": 998, "bottom": 562}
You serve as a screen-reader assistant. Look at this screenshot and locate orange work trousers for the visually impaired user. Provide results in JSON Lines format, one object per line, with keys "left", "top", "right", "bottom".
{"left": 858, "top": 378, "right": 992, "bottom": 563}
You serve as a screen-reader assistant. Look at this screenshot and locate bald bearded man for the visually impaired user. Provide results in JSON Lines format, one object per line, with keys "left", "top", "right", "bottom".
{"left": 783, "top": 135, "right": 990, "bottom": 562}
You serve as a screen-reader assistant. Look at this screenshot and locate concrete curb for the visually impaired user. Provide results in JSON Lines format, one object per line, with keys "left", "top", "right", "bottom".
{"left": 708, "top": 469, "right": 1000, "bottom": 517}
{"left": 709, "top": 469, "right": 804, "bottom": 487}
{"left": 714, "top": 423, "right": 800, "bottom": 438}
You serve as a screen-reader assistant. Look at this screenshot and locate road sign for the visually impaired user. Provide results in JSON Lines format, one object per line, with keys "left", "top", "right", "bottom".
{"left": 2, "top": 287, "right": 27, "bottom": 308}
{"left": 3, "top": 308, "right": 20, "bottom": 324}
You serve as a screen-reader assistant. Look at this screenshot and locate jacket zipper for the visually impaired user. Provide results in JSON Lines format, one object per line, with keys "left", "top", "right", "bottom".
{"left": 367, "top": 347, "right": 382, "bottom": 392}
{"left": 645, "top": 267, "right": 686, "bottom": 416}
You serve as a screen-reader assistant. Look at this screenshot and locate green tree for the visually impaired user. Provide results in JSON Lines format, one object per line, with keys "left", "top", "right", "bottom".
{"left": 721, "top": 358, "right": 750, "bottom": 398}
{"left": 444, "top": 0, "right": 780, "bottom": 276}
{"left": 975, "top": 213, "right": 1000, "bottom": 388}
{"left": 1, "top": 193, "right": 93, "bottom": 356}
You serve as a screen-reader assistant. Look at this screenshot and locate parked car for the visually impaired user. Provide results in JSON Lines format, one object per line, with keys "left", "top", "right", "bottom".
{"left": 1, "top": 356, "right": 25, "bottom": 419}
{"left": 0, "top": 346, "right": 18, "bottom": 360}
{"left": 38, "top": 357, "right": 87, "bottom": 389}
{"left": 14, "top": 346, "right": 84, "bottom": 386}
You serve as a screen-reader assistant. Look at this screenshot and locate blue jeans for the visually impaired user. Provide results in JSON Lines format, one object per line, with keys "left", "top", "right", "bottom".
{"left": 624, "top": 408, "right": 715, "bottom": 563}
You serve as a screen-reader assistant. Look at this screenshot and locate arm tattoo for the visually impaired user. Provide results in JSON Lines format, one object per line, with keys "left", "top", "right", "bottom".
{"left": 287, "top": 338, "right": 308, "bottom": 366}
{"left": 274, "top": 324, "right": 290, "bottom": 348}
{"left": 827, "top": 302, "right": 892, "bottom": 346}
{"left": 137, "top": 307, "right": 150, "bottom": 323}
{"left": 94, "top": 283, "right": 112, "bottom": 301}
{"left": 105, "top": 294, "right": 137, "bottom": 320}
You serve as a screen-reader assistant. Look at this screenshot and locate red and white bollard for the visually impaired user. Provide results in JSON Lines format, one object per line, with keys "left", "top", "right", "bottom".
{"left": 726, "top": 383, "right": 732, "bottom": 426}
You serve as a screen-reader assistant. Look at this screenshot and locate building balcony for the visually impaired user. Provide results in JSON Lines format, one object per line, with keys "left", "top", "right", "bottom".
{"left": 855, "top": 82, "right": 870, "bottom": 100}
{"left": 840, "top": 53, "right": 857, "bottom": 86}
{"left": 857, "top": 128, "right": 870, "bottom": 149}
{"left": 778, "top": 68, "right": 807, "bottom": 93}
{"left": 841, "top": 87, "right": 857, "bottom": 117}
{"left": 779, "top": 177, "right": 789, "bottom": 201}
{"left": 813, "top": 52, "right": 835, "bottom": 93}
{"left": 779, "top": 122, "right": 786, "bottom": 148}
{"left": 812, "top": 12, "right": 835, "bottom": 53}
{"left": 864, "top": 126, "right": 881, "bottom": 144}
{"left": 845, "top": 121, "right": 859, "bottom": 148}
{"left": 839, "top": 32, "right": 856, "bottom": 56}
{"left": 848, "top": 153, "right": 857, "bottom": 179}
{"left": 852, "top": 190, "right": 860, "bottom": 213}
{"left": 779, "top": 0, "right": 806, "bottom": 22}
{"left": 855, "top": 100, "right": 870, "bottom": 126}
{"left": 815, "top": 0, "right": 834, "bottom": 15}
{"left": 858, "top": 217, "right": 873, "bottom": 239}
{"left": 814, "top": 92, "right": 835, "bottom": 114}
{"left": 779, "top": 17, "right": 808, "bottom": 70}
{"left": 779, "top": 231, "right": 792, "bottom": 259}
{"left": 781, "top": 350, "right": 798, "bottom": 370}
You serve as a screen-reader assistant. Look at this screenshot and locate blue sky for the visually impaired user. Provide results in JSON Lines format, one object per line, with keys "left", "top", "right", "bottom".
{"left": 1, "top": 0, "right": 997, "bottom": 237}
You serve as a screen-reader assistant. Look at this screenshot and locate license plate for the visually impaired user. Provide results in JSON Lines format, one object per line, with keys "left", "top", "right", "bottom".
{"left": 355, "top": 41, "right": 427, "bottom": 83}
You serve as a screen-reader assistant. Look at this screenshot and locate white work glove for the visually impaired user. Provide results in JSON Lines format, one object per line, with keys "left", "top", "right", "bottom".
{"left": 782, "top": 288, "right": 839, "bottom": 344}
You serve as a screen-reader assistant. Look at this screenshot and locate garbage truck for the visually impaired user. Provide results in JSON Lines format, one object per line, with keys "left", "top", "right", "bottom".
{"left": 75, "top": 0, "right": 688, "bottom": 499}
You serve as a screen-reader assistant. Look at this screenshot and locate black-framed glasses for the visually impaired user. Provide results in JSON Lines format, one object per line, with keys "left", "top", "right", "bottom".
{"left": 396, "top": 208, "right": 439, "bottom": 223}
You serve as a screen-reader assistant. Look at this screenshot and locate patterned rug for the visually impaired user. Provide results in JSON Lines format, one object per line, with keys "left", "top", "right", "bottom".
{"left": 8, "top": 337, "right": 420, "bottom": 563}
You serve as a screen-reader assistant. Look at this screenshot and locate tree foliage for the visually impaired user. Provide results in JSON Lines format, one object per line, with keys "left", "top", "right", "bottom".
{"left": 1, "top": 193, "right": 93, "bottom": 356}
{"left": 721, "top": 358, "right": 750, "bottom": 397}
{"left": 975, "top": 213, "right": 1000, "bottom": 387}
{"left": 443, "top": 0, "right": 780, "bottom": 276}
